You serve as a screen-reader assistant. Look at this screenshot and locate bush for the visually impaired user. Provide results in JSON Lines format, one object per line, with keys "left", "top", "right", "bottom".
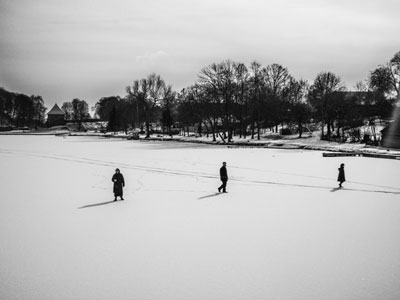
{"left": 280, "top": 128, "right": 292, "bottom": 135}
{"left": 0, "top": 126, "right": 14, "bottom": 132}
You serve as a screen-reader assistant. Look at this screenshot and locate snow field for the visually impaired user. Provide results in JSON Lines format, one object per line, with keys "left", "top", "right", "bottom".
{"left": 0, "top": 135, "right": 399, "bottom": 300}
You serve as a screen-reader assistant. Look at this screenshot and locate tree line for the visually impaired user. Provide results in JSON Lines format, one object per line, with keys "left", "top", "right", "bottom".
{"left": 61, "top": 99, "right": 90, "bottom": 130}
{"left": 0, "top": 89, "right": 91, "bottom": 130}
{"left": 1, "top": 50, "right": 398, "bottom": 142}
{"left": 0, "top": 88, "right": 47, "bottom": 129}
{"left": 95, "top": 50, "right": 399, "bottom": 142}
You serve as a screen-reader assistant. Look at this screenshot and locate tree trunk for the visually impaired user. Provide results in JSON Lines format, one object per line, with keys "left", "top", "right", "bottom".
{"left": 298, "top": 121, "right": 303, "bottom": 138}
{"left": 218, "top": 131, "right": 226, "bottom": 143}
{"left": 209, "top": 118, "right": 216, "bottom": 142}
{"left": 145, "top": 121, "right": 150, "bottom": 138}
{"left": 203, "top": 122, "right": 210, "bottom": 138}
{"left": 228, "top": 125, "right": 233, "bottom": 142}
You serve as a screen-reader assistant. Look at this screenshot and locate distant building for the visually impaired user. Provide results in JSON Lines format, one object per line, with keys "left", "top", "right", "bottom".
{"left": 381, "top": 108, "right": 400, "bottom": 148}
{"left": 47, "top": 104, "right": 66, "bottom": 127}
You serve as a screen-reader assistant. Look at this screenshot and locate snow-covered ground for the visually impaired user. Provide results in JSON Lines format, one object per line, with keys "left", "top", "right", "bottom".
{"left": 1, "top": 135, "right": 399, "bottom": 300}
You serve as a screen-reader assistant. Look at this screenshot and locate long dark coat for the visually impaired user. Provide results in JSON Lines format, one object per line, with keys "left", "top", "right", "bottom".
{"left": 220, "top": 166, "right": 228, "bottom": 182}
{"left": 337, "top": 167, "right": 345, "bottom": 182}
{"left": 112, "top": 173, "right": 125, "bottom": 196}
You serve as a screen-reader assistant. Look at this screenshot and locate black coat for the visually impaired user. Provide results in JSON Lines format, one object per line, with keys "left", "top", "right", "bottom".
{"left": 337, "top": 167, "right": 345, "bottom": 182}
{"left": 220, "top": 166, "right": 228, "bottom": 181}
{"left": 112, "top": 173, "right": 125, "bottom": 196}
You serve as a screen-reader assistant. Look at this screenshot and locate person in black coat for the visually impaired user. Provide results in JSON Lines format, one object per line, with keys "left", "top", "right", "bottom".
{"left": 218, "top": 162, "right": 228, "bottom": 193}
{"left": 112, "top": 168, "right": 125, "bottom": 201}
{"left": 337, "top": 163, "right": 345, "bottom": 187}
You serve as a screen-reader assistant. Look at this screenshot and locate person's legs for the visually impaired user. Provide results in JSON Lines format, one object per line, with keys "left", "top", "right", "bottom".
{"left": 219, "top": 181, "right": 226, "bottom": 192}
{"left": 222, "top": 180, "right": 227, "bottom": 192}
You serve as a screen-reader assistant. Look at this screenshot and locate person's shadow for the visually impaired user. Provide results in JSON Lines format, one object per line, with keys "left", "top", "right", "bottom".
{"left": 330, "top": 187, "right": 343, "bottom": 192}
{"left": 198, "top": 192, "right": 222, "bottom": 200}
{"left": 330, "top": 186, "right": 399, "bottom": 194}
{"left": 78, "top": 200, "right": 117, "bottom": 209}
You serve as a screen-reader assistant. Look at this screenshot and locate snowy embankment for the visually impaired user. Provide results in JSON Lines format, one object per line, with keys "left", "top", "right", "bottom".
{"left": 0, "top": 135, "right": 399, "bottom": 300}
{"left": 2, "top": 129, "right": 400, "bottom": 158}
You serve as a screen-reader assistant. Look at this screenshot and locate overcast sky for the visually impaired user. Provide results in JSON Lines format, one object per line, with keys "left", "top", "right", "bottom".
{"left": 1, "top": 0, "right": 399, "bottom": 110}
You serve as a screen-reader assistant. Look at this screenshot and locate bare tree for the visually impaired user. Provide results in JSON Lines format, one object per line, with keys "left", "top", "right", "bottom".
{"left": 177, "top": 86, "right": 210, "bottom": 138}
{"left": 71, "top": 98, "right": 90, "bottom": 130}
{"left": 198, "top": 61, "right": 238, "bottom": 142}
{"left": 286, "top": 79, "right": 310, "bottom": 138}
{"left": 31, "top": 95, "right": 47, "bottom": 128}
{"left": 248, "top": 61, "right": 263, "bottom": 139}
{"left": 232, "top": 62, "right": 250, "bottom": 138}
{"left": 261, "top": 63, "right": 293, "bottom": 132}
{"left": 369, "top": 50, "right": 400, "bottom": 99}
{"left": 62, "top": 102, "right": 74, "bottom": 121}
{"left": 160, "top": 85, "right": 177, "bottom": 134}
{"left": 308, "top": 72, "right": 346, "bottom": 139}
{"left": 126, "top": 73, "right": 170, "bottom": 138}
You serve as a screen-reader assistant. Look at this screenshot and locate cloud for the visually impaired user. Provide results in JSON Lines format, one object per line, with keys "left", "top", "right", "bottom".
{"left": 136, "top": 50, "right": 170, "bottom": 67}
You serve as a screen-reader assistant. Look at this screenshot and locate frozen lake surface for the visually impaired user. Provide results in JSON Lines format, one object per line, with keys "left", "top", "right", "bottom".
{"left": 1, "top": 135, "right": 399, "bottom": 300}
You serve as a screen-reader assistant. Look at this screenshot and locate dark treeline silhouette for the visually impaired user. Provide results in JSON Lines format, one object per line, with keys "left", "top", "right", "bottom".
{"left": 94, "top": 50, "right": 399, "bottom": 142}
{"left": 62, "top": 98, "right": 90, "bottom": 130}
{"left": 95, "top": 74, "right": 177, "bottom": 136}
{"left": 0, "top": 87, "right": 47, "bottom": 129}
{"left": 1, "top": 50, "right": 399, "bottom": 141}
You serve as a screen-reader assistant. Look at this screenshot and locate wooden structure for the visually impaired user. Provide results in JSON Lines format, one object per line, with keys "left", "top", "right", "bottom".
{"left": 47, "top": 104, "right": 65, "bottom": 127}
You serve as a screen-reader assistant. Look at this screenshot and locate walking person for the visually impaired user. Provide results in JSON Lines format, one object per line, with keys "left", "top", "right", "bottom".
{"left": 218, "top": 162, "right": 228, "bottom": 193}
{"left": 112, "top": 168, "right": 125, "bottom": 201}
{"left": 337, "top": 163, "right": 345, "bottom": 188}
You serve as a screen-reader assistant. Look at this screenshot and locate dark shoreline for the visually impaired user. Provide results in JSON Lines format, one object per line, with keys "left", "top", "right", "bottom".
{"left": 1, "top": 131, "right": 400, "bottom": 159}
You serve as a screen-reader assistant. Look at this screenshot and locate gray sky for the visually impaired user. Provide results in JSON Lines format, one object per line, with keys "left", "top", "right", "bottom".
{"left": 1, "top": 0, "right": 399, "bottom": 110}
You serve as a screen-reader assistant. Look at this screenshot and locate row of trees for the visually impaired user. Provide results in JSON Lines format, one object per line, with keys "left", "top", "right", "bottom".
{"left": 2, "top": 50, "right": 398, "bottom": 141}
{"left": 0, "top": 88, "right": 92, "bottom": 130}
{"left": 95, "top": 73, "right": 176, "bottom": 136}
{"left": 61, "top": 99, "right": 90, "bottom": 130}
{"left": 0, "top": 90, "right": 92, "bottom": 130}
{"left": 0, "top": 88, "right": 47, "bottom": 128}
{"left": 179, "top": 61, "right": 310, "bottom": 142}
{"left": 94, "top": 50, "right": 399, "bottom": 142}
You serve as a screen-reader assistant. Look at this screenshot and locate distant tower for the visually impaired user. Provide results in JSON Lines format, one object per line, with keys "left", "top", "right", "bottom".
{"left": 47, "top": 104, "right": 66, "bottom": 127}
